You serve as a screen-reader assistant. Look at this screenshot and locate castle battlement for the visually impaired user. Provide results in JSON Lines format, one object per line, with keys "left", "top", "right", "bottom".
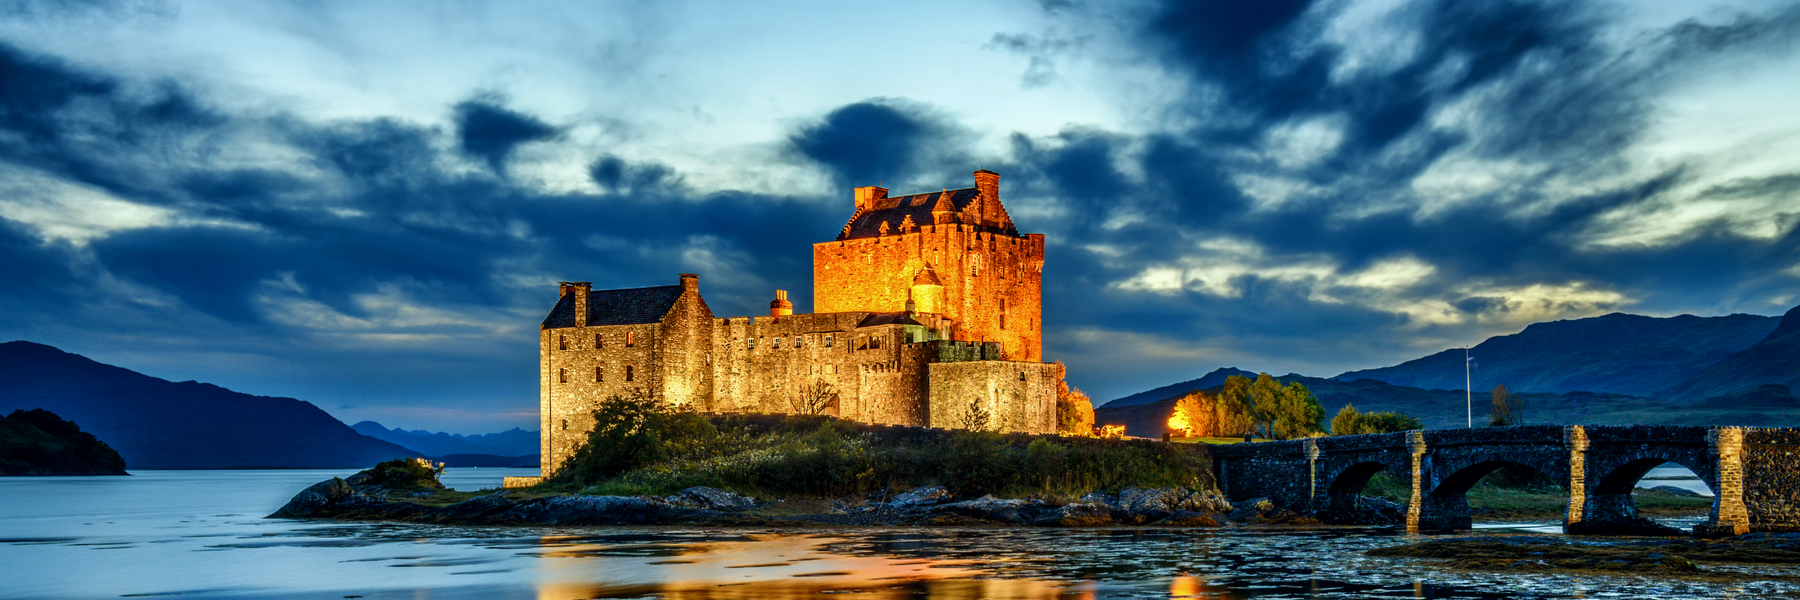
{"left": 535, "top": 171, "right": 1056, "bottom": 475}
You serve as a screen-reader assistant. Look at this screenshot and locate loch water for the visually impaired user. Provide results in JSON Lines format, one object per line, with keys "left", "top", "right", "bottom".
{"left": 0, "top": 468, "right": 1792, "bottom": 599}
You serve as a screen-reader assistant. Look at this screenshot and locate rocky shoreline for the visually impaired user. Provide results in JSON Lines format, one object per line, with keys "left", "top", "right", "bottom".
{"left": 266, "top": 470, "right": 1298, "bottom": 528}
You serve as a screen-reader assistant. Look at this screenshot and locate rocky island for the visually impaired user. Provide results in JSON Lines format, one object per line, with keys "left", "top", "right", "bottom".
{"left": 0, "top": 409, "right": 128, "bottom": 476}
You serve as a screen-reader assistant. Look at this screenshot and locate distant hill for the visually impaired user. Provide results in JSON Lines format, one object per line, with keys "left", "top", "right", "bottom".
{"left": 1658, "top": 305, "right": 1800, "bottom": 402}
{"left": 1100, "top": 367, "right": 1256, "bottom": 408}
{"left": 1334, "top": 312, "right": 1778, "bottom": 397}
{"left": 351, "top": 421, "right": 538, "bottom": 458}
{"left": 1, "top": 408, "right": 128, "bottom": 476}
{"left": 1095, "top": 372, "right": 1800, "bottom": 439}
{"left": 0, "top": 341, "right": 421, "bottom": 469}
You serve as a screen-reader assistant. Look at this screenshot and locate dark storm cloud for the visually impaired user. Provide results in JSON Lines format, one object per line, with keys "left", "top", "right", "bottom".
{"left": 787, "top": 99, "right": 968, "bottom": 191}
{"left": 452, "top": 95, "right": 560, "bottom": 174}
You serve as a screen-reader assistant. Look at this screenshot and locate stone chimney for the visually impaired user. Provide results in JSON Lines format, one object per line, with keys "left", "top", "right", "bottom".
{"left": 679, "top": 273, "right": 698, "bottom": 293}
{"left": 854, "top": 186, "right": 888, "bottom": 212}
{"left": 561, "top": 281, "right": 592, "bottom": 327}
{"left": 769, "top": 289, "right": 793, "bottom": 317}
{"left": 973, "top": 169, "right": 1003, "bottom": 228}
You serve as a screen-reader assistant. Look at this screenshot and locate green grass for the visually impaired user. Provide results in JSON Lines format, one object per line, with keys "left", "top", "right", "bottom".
{"left": 538, "top": 411, "right": 1216, "bottom": 500}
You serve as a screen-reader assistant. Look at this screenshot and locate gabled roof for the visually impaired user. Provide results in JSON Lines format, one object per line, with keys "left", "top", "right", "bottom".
{"left": 840, "top": 188, "right": 981, "bottom": 240}
{"left": 541, "top": 285, "right": 684, "bottom": 329}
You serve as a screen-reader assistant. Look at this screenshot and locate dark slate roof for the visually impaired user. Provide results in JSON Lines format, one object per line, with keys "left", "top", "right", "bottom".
{"left": 841, "top": 187, "right": 980, "bottom": 240}
{"left": 541, "top": 285, "right": 684, "bottom": 329}
{"left": 857, "top": 312, "right": 928, "bottom": 328}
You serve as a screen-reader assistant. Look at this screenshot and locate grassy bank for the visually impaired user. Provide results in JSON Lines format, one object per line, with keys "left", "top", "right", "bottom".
{"left": 535, "top": 400, "right": 1215, "bottom": 501}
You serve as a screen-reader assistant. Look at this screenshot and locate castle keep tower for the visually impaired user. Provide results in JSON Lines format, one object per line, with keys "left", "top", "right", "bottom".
{"left": 813, "top": 170, "right": 1046, "bottom": 361}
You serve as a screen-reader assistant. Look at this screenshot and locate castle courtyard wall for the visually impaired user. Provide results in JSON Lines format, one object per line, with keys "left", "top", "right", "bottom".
{"left": 927, "top": 361, "right": 1059, "bottom": 434}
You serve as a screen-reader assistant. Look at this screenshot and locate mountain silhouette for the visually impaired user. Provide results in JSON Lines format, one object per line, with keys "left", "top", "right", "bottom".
{"left": 1334, "top": 312, "right": 1779, "bottom": 397}
{"left": 1658, "top": 304, "right": 1800, "bottom": 402}
{"left": 351, "top": 421, "right": 538, "bottom": 459}
{"left": 0, "top": 341, "right": 420, "bottom": 469}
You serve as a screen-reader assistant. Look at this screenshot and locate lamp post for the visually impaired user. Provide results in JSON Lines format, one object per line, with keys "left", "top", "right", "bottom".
{"left": 1465, "top": 346, "right": 1472, "bottom": 428}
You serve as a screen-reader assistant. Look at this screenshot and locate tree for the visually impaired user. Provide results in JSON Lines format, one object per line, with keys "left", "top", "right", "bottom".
{"left": 1248, "top": 373, "right": 1325, "bottom": 439}
{"left": 1215, "top": 375, "right": 1256, "bottom": 437}
{"left": 1490, "top": 384, "right": 1523, "bottom": 426}
{"left": 1333, "top": 403, "right": 1423, "bottom": 435}
{"left": 791, "top": 380, "right": 839, "bottom": 416}
{"left": 1053, "top": 362, "right": 1096, "bottom": 435}
{"left": 1331, "top": 404, "right": 1363, "bottom": 436}
{"left": 1166, "top": 391, "right": 1213, "bottom": 438}
{"left": 960, "top": 399, "right": 993, "bottom": 432}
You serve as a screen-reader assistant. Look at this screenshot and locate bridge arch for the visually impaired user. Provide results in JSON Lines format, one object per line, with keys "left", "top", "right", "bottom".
{"left": 1321, "top": 459, "right": 1412, "bottom": 523}
{"left": 1571, "top": 445, "right": 1720, "bottom": 534}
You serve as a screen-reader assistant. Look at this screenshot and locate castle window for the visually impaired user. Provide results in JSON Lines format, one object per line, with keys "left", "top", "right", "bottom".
{"left": 626, "top": 332, "right": 636, "bottom": 347}
{"left": 824, "top": 335, "right": 834, "bottom": 348}
{"left": 595, "top": 365, "right": 603, "bottom": 382}
{"left": 748, "top": 337, "right": 756, "bottom": 349}
{"left": 1019, "top": 371, "right": 1027, "bottom": 381}
{"left": 595, "top": 334, "right": 603, "bottom": 349}
{"left": 796, "top": 336, "right": 805, "bottom": 349}
{"left": 562, "top": 419, "right": 568, "bottom": 431}
{"left": 626, "top": 365, "right": 634, "bottom": 381}
{"left": 559, "top": 368, "right": 567, "bottom": 383}
{"left": 775, "top": 337, "right": 783, "bottom": 349}
{"left": 869, "top": 335, "right": 882, "bottom": 350}
{"left": 559, "top": 336, "right": 567, "bottom": 351}
{"left": 1000, "top": 299, "right": 1007, "bottom": 329}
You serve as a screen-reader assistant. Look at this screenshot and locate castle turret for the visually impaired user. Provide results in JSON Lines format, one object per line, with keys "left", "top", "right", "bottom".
{"left": 769, "top": 289, "right": 793, "bottom": 317}
{"left": 910, "top": 265, "right": 944, "bottom": 315}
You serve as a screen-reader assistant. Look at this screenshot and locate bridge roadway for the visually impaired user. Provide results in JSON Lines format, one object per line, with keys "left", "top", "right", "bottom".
{"left": 1209, "top": 425, "right": 1800, "bottom": 536}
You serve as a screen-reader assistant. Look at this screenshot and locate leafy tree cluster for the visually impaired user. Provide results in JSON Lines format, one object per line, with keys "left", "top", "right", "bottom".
{"left": 1330, "top": 404, "right": 1424, "bottom": 436}
{"left": 1163, "top": 373, "right": 1328, "bottom": 439}
{"left": 358, "top": 457, "right": 445, "bottom": 490}
{"left": 1054, "top": 361, "right": 1095, "bottom": 435}
{"left": 543, "top": 392, "right": 1213, "bottom": 499}
{"left": 0, "top": 409, "right": 128, "bottom": 476}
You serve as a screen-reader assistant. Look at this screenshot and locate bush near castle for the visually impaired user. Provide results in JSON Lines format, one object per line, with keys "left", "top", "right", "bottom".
{"left": 538, "top": 391, "right": 1210, "bottom": 500}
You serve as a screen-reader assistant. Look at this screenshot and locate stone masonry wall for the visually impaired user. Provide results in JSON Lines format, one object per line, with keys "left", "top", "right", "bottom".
{"left": 926, "top": 361, "right": 1058, "bottom": 434}
{"left": 540, "top": 321, "right": 662, "bottom": 475}
{"left": 814, "top": 227, "right": 1044, "bottom": 362}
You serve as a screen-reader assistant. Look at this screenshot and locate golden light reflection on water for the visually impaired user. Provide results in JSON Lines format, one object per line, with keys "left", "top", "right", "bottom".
{"left": 531, "top": 533, "right": 1089, "bottom": 600}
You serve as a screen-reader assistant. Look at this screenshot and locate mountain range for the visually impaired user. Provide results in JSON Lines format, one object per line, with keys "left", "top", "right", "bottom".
{"left": 1097, "top": 305, "right": 1800, "bottom": 438}
{"left": 351, "top": 421, "right": 538, "bottom": 467}
{"left": 0, "top": 341, "right": 422, "bottom": 469}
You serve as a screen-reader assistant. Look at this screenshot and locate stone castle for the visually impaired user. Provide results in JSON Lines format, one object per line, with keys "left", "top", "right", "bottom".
{"left": 537, "top": 170, "right": 1057, "bottom": 474}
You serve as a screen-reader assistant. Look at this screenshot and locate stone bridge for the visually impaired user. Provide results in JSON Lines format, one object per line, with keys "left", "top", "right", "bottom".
{"left": 1209, "top": 425, "right": 1800, "bottom": 536}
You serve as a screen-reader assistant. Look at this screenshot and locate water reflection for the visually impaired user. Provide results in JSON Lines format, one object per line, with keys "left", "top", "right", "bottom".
{"left": 5, "top": 471, "right": 1800, "bottom": 599}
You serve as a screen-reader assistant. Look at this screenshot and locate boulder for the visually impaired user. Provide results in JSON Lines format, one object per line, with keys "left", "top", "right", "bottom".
{"left": 891, "top": 485, "right": 953, "bottom": 507}
{"left": 669, "top": 486, "right": 757, "bottom": 512}
{"left": 1228, "top": 497, "right": 1275, "bottom": 522}
{"left": 268, "top": 477, "right": 386, "bottom": 518}
{"left": 1160, "top": 510, "right": 1221, "bottom": 527}
{"left": 936, "top": 495, "right": 1036, "bottom": 523}
{"left": 1033, "top": 502, "right": 1113, "bottom": 527}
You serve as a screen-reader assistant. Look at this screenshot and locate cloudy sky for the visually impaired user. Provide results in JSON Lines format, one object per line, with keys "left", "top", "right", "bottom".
{"left": 1, "top": 0, "right": 1797, "bottom": 433}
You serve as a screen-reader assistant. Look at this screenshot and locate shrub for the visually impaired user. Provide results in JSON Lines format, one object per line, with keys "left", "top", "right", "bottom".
{"left": 360, "top": 458, "right": 444, "bottom": 490}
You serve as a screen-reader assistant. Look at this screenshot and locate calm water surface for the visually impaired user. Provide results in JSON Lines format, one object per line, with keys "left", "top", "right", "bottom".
{"left": 0, "top": 469, "right": 1790, "bottom": 599}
